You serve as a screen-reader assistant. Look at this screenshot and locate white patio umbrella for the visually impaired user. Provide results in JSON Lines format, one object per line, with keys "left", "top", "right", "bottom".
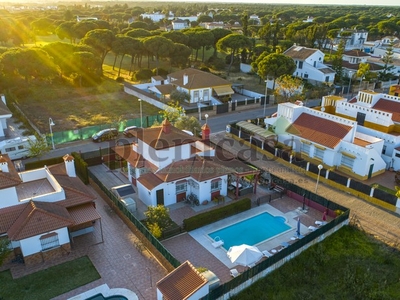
{"left": 227, "top": 244, "right": 263, "bottom": 267}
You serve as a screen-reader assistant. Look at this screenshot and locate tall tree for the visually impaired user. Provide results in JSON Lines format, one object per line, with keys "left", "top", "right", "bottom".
{"left": 256, "top": 53, "right": 296, "bottom": 90}
{"left": 331, "top": 39, "right": 345, "bottom": 84}
{"left": 80, "top": 29, "right": 115, "bottom": 72}
{"left": 142, "top": 36, "right": 174, "bottom": 75}
{"left": 241, "top": 12, "right": 249, "bottom": 37}
{"left": 210, "top": 28, "right": 232, "bottom": 57}
{"left": 379, "top": 40, "right": 395, "bottom": 81}
{"left": 217, "top": 33, "right": 252, "bottom": 75}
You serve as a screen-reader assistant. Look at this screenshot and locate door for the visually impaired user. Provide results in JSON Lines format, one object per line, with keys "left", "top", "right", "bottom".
{"left": 368, "top": 164, "right": 374, "bottom": 179}
{"left": 156, "top": 189, "right": 164, "bottom": 205}
{"left": 356, "top": 112, "right": 366, "bottom": 126}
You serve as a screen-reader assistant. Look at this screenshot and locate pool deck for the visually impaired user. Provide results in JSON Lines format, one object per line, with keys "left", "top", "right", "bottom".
{"left": 163, "top": 188, "right": 329, "bottom": 284}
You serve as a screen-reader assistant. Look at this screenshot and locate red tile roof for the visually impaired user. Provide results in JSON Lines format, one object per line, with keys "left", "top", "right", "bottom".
{"left": 373, "top": 99, "right": 400, "bottom": 122}
{"left": 0, "top": 155, "right": 22, "bottom": 189}
{"left": 113, "top": 145, "right": 158, "bottom": 171}
{"left": 133, "top": 123, "right": 200, "bottom": 150}
{"left": 137, "top": 172, "right": 164, "bottom": 190}
{"left": 284, "top": 45, "right": 318, "bottom": 60}
{"left": 167, "top": 68, "right": 232, "bottom": 90}
{"left": 67, "top": 203, "right": 101, "bottom": 225}
{"left": 287, "top": 113, "right": 353, "bottom": 148}
{"left": 157, "top": 261, "right": 207, "bottom": 300}
{"left": 6, "top": 201, "right": 74, "bottom": 240}
{"left": 57, "top": 186, "right": 96, "bottom": 208}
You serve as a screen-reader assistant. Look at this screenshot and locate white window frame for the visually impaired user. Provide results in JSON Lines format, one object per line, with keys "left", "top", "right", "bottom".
{"left": 176, "top": 181, "right": 187, "bottom": 194}
{"left": 341, "top": 155, "right": 355, "bottom": 169}
{"left": 314, "top": 148, "right": 324, "bottom": 160}
{"left": 211, "top": 179, "right": 222, "bottom": 192}
{"left": 301, "top": 143, "right": 310, "bottom": 155}
{"left": 40, "top": 233, "right": 60, "bottom": 251}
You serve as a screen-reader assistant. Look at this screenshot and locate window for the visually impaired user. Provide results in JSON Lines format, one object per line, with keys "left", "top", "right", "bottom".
{"left": 211, "top": 179, "right": 222, "bottom": 192}
{"left": 40, "top": 232, "right": 59, "bottom": 251}
{"left": 325, "top": 76, "right": 329, "bottom": 82}
{"left": 203, "top": 89, "right": 209, "bottom": 100}
{"left": 176, "top": 181, "right": 187, "bottom": 194}
{"left": 314, "top": 148, "right": 324, "bottom": 160}
{"left": 382, "top": 145, "right": 386, "bottom": 155}
{"left": 130, "top": 167, "right": 136, "bottom": 178}
{"left": 301, "top": 143, "right": 310, "bottom": 155}
{"left": 5, "top": 147, "right": 16, "bottom": 152}
{"left": 304, "top": 73, "right": 308, "bottom": 79}
{"left": 341, "top": 155, "right": 355, "bottom": 169}
{"left": 396, "top": 153, "right": 400, "bottom": 158}
{"left": 298, "top": 61, "right": 303, "bottom": 69}
{"left": 194, "top": 91, "right": 199, "bottom": 101}
{"left": 18, "top": 145, "right": 24, "bottom": 150}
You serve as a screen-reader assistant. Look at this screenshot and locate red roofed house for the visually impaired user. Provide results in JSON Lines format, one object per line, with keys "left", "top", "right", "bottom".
{"left": 265, "top": 101, "right": 386, "bottom": 180}
{"left": 0, "top": 154, "right": 101, "bottom": 266}
{"left": 323, "top": 90, "right": 400, "bottom": 172}
{"left": 114, "top": 119, "right": 259, "bottom": 207}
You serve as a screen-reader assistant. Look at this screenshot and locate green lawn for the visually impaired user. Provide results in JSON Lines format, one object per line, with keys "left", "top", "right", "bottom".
{"left": 0, "top": 256, "right": 100, "bottom": 300}
{"left": 230, "top": 226, "right": 400, "bottom": 300}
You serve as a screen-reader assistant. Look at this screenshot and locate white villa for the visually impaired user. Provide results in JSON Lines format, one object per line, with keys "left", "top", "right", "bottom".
{"left": 284, "top": 45, "right": 335, "bottom": 85}
{"left": 0, "top": 154, "right": 101, "bottom": 266}
{"left": 113, "top": 120, "right": 258, "bottom": 207}
{"left": 265, "top": 100, "right": 386, "bottom": 180}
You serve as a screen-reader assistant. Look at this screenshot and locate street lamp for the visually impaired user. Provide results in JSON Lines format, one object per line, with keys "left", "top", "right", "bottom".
{"left": 263, "top": 80, "right": 268, "bottom": 116}
{"left": 348, "top": 71, "right": 353, "bottom": 98}
{"left": 49, "top": 117, "right": 55, "bottom": 150}
{"left": 138, "top": 98, "right": 142, "bottom": 127}
{"left": 205, "top": 113, "right": 209, "bottom": 125}
{"left": 315, "top": 164, "right": 323, "bottom": 193}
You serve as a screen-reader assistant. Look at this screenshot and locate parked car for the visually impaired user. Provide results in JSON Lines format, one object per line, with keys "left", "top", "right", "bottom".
{"left": 92, "top": 128, "right": 118, "bottom": 142}
{"left": 123, "top": 126, "right": 137, "bottom": 137}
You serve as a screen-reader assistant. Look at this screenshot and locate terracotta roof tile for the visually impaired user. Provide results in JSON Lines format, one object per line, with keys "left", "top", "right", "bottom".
{"left": 67, "top": 203, "right": 101, "bottom": 225}
{"left": 284, "top": 45, "right": 318, "bottom": 60}
{"left": 138, "top": 172, "right": 164, "bottom": 190}
{"left": 343, "top": 50, "right": 370, "bottom": 57}
{"left": 134, "top": 125, "right": 200, "bottom": 150}
{"left": 57, "top": 186, "right": 96, "bottom": 208}
{"left": 0, "top": 204, "right": 25, "bottom": 234}
{"left": 287, "top": 113, "right": 352, "bottom": 148}
{"left": 373, "top": 99, "right": 400, "bottom": 122}
{"left": 113, "top": 145, "right": 158, "bottom": 171}
{"left": 0, "top": 99, "right": 11, "bottom": 116}
{"left": 7, "top": 201, "right": 74, "bottom": 240}
{"left": 157, "top": 261, "right": 207, "bottom": 300}
{"left": 0, "top": 155, "right": 22, "bottom": 189}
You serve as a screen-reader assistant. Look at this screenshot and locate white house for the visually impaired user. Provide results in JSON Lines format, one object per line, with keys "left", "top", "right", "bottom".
{"left": 284, "top": 45, "right": 335, "bottom": 84}
{"left": 171, "top": 19, "right": 189, "bottom": 30}
{"left": 0, "top": 154, "right": 101, "bottom": 266}
{"left": 265, "top": 101, "right": 386, "bottom": 180}
{"left": 0, "top": 94, "right": 12, "bottom": 138}
{"left": 113, "top": 120, "right": 259, "bottom": 207}
{"left": 334, "top": 91, "right": 400, "bottom": 171}
{"left": 141, "top": 12, "right": 166, "bottom": 23}
{"left": 334, "top": 29, "right": 368, "bottom": 51}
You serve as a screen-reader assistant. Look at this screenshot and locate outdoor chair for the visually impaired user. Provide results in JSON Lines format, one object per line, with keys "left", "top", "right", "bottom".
{"left": 308, "top": 226, "right": 317, "bottom": 231}
{"left": 262, "top": 250, "right": 273, "bottom": 257}
{"left": 230, "top": 268, "right": 240, "bottom": 277}
{"left": 315, "top": 220, "right": 327, "bottom": 226}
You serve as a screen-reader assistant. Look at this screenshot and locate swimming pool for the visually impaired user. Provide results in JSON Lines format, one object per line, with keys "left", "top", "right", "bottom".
{"left": 85, "top": 294, "right": 128, "bottom": 300}
{"left": 208, "top": 212, "right": 291, "bottom": 249}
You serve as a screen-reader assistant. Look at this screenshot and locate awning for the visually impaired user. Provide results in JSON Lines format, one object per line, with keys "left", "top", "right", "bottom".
{"left": 214, "top": 86, "right": 234, "bottom": 96}
{"left": 236, "top": 121, "right": 276, "bottom": 139}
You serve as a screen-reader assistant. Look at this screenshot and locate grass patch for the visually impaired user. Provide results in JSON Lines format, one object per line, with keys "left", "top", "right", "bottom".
{"left": 230, "top": 226, "right": 400, "bottom": 299}
{"left": 371, "top": 183, "right": 396, "bottom": 195}
{"left": 0, "top": 256, "right": 100, "bottom": 299}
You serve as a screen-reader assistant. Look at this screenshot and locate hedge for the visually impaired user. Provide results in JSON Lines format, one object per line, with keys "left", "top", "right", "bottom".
{"left": 183, "top": 198, "right": 251, "bottom": 231}
{"left": 25, "top": 157, "right": 64, "bottom": 170}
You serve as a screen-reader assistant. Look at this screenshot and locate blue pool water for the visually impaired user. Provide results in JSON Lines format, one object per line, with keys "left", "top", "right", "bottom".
{"left": 85, "top": 294, "right": 128, "bottom": 300}
{"left": 208, "top": 212, "right": 291, "bottom": 249}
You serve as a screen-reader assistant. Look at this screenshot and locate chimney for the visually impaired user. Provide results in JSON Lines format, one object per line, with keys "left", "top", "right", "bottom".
{"left": 162, "top": 119, "right": 171, "bottom": 134}
{"left": 201, "top": 123, "right": 210, "bottom": 140}
{"left": 63, "top": 154, "right": 76, "bottom": 177}
{"left": 0, "top": 156, "right": 9, "bottom": 172}
{"left": 1, "top": 94, "right": 5, "bottom": 105}
{"left": 183, "top": 73, "right": 188, "bottom": 85}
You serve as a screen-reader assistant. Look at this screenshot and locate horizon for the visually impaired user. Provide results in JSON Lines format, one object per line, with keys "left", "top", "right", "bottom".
{"left": 0, "top": 0, "right": 399, "bottom": 6}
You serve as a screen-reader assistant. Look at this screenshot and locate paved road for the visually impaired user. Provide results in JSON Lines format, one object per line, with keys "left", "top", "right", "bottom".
{"left": 210, "top": 131, "right": 400, "bottom": 248}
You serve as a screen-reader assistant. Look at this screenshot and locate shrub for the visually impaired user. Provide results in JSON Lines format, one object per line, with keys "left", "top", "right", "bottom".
{"left": 115, "top": 77, "right": 124, "bottom": 83}
{"left": 207, "top": 56, "right": 226, "bottom": 70}
{"left": 133, "top": 69, "right": 153, "bottom": 81}
{"left": 153, "top": 68, "right": 168, "bottom": 76}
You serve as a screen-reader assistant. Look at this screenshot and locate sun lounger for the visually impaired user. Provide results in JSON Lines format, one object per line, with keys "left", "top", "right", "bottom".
{"left": 308, "top": 226, "right": 317, "bottom": 231}
{"left": 230, "top": 268, "right": 239, "bottom": 277}
{"left": 315, "top": 220, "right": 327, "bottom": 226}
{"left": 262, "top": 250, "right": 273, "bottom": 257}
{"left": 212, "top": 237, "right": 224, "bottom": 248}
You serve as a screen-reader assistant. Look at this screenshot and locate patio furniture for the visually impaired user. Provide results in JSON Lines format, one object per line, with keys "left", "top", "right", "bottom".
{"left": 262, "top": 250, "right": 273, "bottom": 257}
{"left": 308, "top": 226, "right": 317, "bottom": 231}
{"left": 315, "top": 220, "right": 327, "bottom": 226}
{"left": 230, "top": 268, "right": 240, "bottom": 277}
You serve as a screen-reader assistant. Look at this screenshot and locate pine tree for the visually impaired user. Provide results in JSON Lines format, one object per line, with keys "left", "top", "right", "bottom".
{"left": 379, "top": 40, "right": 395, "bottom": 81}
